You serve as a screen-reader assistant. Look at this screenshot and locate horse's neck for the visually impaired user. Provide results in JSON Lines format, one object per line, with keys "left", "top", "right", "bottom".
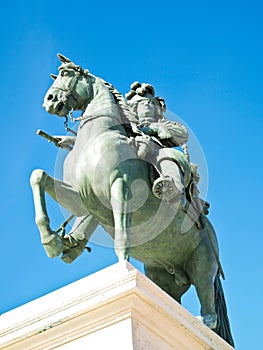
{"left": 77, "top": 76, "right": 126, "bottom": 138}
{"left": 84, "top": 76, "right": 119, "bottom": 119}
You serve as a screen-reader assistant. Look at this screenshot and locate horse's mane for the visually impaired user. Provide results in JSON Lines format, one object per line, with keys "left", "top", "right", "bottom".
{"left": 102, "top": 80, "right": 139, "bottom": 127}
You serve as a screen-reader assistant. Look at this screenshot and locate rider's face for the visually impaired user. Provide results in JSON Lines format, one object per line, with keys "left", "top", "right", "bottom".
{"left": 137, "top": 99, "right": 157, "bottom": 120}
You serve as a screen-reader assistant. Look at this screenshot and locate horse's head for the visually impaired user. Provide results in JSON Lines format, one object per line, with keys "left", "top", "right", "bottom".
{"left": 43, "top": 54, "right": 90, "bottom": 117}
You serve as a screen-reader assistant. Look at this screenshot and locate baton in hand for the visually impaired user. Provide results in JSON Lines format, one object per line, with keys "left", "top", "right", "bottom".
{"left": 36, "top": 129, "right": 72, "bottom": 151}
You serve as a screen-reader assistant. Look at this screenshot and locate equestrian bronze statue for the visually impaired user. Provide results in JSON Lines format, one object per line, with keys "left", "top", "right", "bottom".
{"left": 30, "top": 54, "right": 234, "bottom": 346}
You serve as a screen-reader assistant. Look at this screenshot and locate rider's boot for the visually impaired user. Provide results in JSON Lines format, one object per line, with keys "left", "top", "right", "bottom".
{"left": 152, "top": 175, "right": 205, "bottom": 229}
{"left": 152, "top": 175, "right": 184, "bottom": 202}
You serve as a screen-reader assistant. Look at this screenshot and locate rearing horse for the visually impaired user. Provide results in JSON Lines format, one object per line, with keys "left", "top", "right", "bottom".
{"left": 30, "top": 54, "right": 234, "bottom": 346}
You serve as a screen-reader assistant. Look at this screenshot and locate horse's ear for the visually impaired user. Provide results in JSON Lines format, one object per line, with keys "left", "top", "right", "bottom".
{"left": 57, "top": 53, "right": 71, "bottom": 63}
{"left": 50, "top": 74, "right": 57, "bottom": 80}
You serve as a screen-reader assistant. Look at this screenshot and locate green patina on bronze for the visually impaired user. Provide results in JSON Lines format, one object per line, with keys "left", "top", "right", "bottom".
{"left": 30, "top": 54, "right": 234, "bottom": 347}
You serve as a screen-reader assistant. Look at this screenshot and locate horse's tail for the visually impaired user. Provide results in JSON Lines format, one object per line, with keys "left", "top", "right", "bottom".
{"left": 214, "top": 274, "right": 235, "bottom": 347}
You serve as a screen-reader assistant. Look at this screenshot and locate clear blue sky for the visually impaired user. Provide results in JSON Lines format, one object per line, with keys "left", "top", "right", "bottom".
{"left": 1, "top": 1, "right": 262, "bottom": 349}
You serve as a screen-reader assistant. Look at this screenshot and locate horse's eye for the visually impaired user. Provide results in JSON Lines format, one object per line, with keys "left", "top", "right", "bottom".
{"left": 61, "top": 71, "right": 68, "bottom": 77}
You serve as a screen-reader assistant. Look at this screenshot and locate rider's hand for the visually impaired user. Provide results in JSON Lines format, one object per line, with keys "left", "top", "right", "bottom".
{"left": 54, "top": 136, "right": 76, "bottom": 150}
{"left": 139, "top": 126, "right": 157, "bottom": 136}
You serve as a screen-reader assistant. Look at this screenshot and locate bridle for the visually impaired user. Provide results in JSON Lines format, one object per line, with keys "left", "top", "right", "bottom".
{"left": 50, "top": 65, "right": 88, "bottom": 135}
{"left": 50, "top": 68, "right": 83, "bottom": 105}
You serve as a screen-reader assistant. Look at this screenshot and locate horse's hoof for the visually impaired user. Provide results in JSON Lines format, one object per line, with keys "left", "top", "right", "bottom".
{"left": 61, "top": 236, "right": 88, "bottom": 263}
{"left": 203, "top": 314, "right": 217, "bottom": 329}
{"left": 115, "top": 248, "right": 129, "bottom": 261}
{"left": 196, "top": 316, "right": 204, "bottom": 323}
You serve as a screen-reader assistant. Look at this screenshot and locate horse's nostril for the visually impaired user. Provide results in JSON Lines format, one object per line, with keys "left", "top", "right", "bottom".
{"left": 47, "top": 94, "right": 53, "bottom": 101}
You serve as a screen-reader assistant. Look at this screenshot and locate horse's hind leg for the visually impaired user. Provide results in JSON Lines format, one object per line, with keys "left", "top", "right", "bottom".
{"left": 187, "top": 238, "right": 218, "bottom": 329}
{"left": 30, "top": 169, "right": 88, "bottom": 258}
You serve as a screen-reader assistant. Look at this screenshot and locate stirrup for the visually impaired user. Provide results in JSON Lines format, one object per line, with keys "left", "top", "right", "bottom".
{"left": 152, "top": 176, "right": 181, "bottom": 202}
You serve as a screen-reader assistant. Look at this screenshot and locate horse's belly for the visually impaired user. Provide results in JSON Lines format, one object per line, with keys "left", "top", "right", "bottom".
{"left": 129, "top": 209, "right": 204, "bottom": 266}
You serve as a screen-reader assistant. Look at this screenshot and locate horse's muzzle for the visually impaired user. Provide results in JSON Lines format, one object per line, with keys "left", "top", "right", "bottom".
{"left": 43, "top": 95, "right": 67, "bottom": 116}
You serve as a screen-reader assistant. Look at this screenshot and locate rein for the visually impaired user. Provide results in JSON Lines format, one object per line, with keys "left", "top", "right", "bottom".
{"left": 69, "top": 112, "right": 123, "bottom": 125}
{"left": 64, "top": 114, "right": 77, "bottom": 136}
{"left": 63, "top": 110, "right": 126, "bottom": 136}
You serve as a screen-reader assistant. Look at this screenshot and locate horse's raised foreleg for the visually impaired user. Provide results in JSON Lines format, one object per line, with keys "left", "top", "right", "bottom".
{"left": 111, "top": 176, "right": 131, "bottom": 261}
{"left": 30, "top": 169, "right": 88, "bottom": 258}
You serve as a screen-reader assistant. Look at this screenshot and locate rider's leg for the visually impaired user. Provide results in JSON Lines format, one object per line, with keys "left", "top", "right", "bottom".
{"left": 30, "top": 169, "right": 89, "bottom": 258}
{"left": 147, "top": 146, "right": 186, "bottom": 202}
{"left": 61, "top": 214, "right": 98, "bottom": 263}
{"left": 158, "top": 158, "right": 185, "bottom": 194}
{"left": 152, "top": 158, "right": 185, "bottom": 203}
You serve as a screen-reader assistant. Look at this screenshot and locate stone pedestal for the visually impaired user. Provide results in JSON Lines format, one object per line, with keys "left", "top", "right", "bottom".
{"left": 0, "top": 261, "right": 233, "bottom": 349}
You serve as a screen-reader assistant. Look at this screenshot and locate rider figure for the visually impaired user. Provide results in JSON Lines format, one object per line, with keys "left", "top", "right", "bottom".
{"left": 126, "top": 81, "right": 188, "bottom": 157}
{"left": 126, "top": 81, "right": 209, "bottom": 228}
